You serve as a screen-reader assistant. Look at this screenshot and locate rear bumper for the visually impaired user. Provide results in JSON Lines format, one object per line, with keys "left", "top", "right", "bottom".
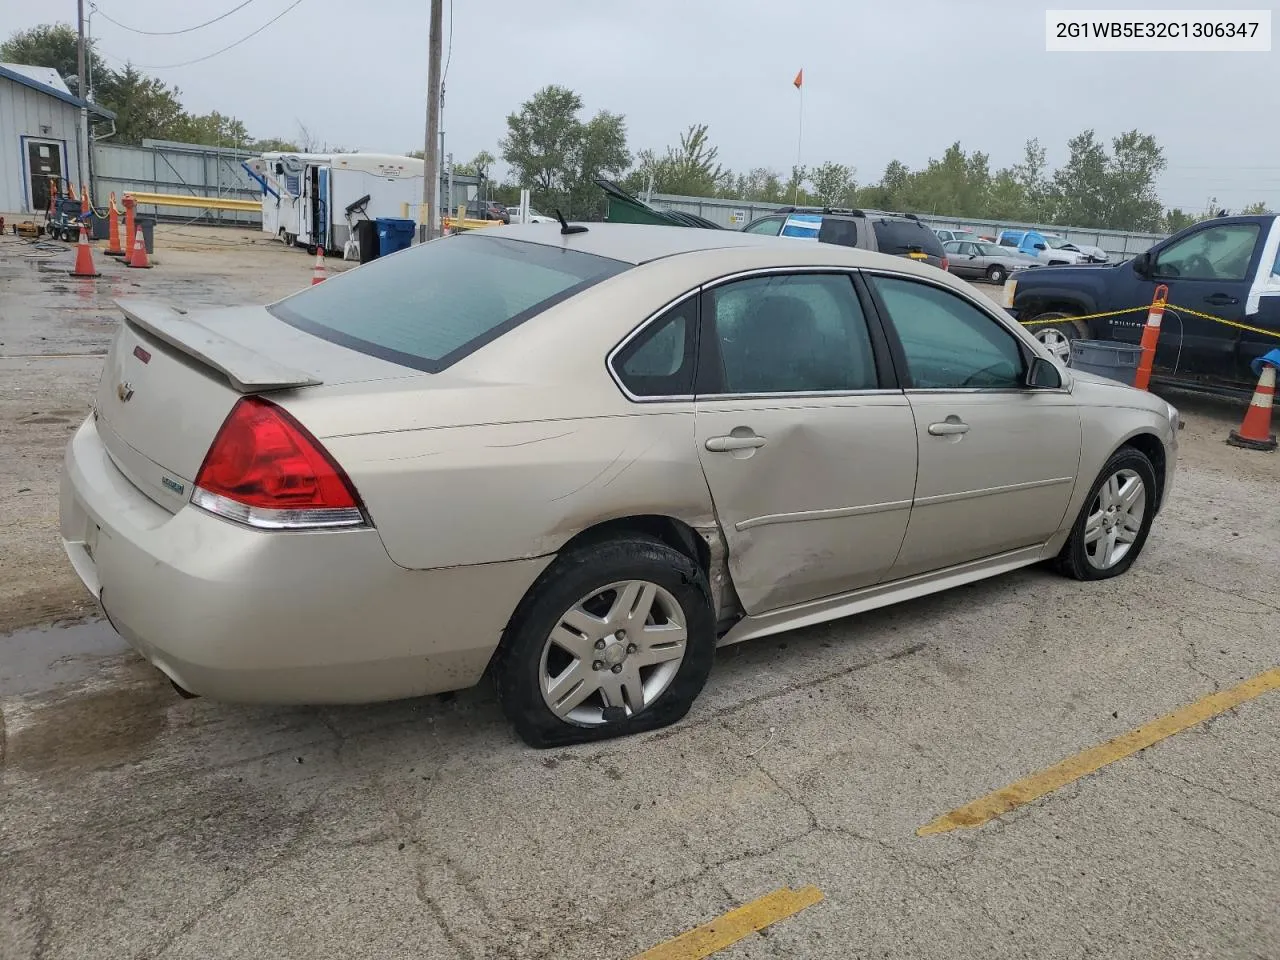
{"left": 60, "top": 415, "right": 551, "bottom": 704}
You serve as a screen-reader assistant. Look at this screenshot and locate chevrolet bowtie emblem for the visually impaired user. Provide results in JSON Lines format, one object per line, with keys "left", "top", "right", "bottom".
{"left": 116, "top": 381, "right": 134, "bottom": 403}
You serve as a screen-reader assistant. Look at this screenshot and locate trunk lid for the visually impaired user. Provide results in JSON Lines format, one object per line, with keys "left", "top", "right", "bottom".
{"left": 94, "top": 299, "right": 417, "bottom": 512}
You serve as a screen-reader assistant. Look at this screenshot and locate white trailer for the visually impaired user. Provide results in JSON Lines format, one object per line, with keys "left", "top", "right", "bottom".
{"left": 244, "top": 152, "right": 424, "bottom": 255}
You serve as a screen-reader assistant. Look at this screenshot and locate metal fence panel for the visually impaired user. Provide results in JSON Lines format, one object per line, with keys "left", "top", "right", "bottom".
{"left": 93, "top": 140, "right": 261, "bottom": 225}
{"left": 646, "top": 193, "right": 1168, "bottom": 259}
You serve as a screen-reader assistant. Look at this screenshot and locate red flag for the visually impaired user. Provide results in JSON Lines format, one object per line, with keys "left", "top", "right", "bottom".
{"left": 793, "top": 68, "right": 804, "bottom": 89}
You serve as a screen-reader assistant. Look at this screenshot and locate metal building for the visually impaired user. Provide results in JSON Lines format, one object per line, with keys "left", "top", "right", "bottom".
{"left": 0, "top": 62, "right": 115, "bottom": 214}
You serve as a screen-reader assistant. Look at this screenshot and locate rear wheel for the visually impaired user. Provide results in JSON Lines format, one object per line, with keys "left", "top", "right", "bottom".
{"left": 495, "top": 536, "right": 716, "bottom": 748}
{"left": 1055, "top": 448, "right": 1157, "bottom": 581}
{"left": 986, "top": 264, "right": 1007, "bottom": 283}
{"left": 1030, "top": 312, "right": 1087, "bottom": 366}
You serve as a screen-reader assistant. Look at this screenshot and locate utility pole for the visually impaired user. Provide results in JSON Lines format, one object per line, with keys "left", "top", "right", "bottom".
{"left": 77, "top": 0, "right": 90, "bottom": 199}
{"left": 420, "top": 0, "right": 443, "bottom": 242}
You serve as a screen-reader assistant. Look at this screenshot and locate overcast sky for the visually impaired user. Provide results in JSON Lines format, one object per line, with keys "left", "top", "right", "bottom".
{"left": 4, "top": 0, "right": 1278, "bottom": 211}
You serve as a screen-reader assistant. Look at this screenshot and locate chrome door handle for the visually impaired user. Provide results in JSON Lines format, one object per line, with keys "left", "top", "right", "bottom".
{"left": 928, "top": 421, "right": 970, "bottom": 436}
{"left": 705, "top": 435, "right": 767, "bottom": 452}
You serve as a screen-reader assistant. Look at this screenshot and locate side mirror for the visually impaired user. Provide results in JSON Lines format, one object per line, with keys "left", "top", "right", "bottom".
{"left": 1133, "top": 251, "right": 1152, "bottom": 277}
{"left": 1025, "top": 356, "right": 1063, "bottom": 389}
{"left": 1034, "top": 243, "right": 1047, "bottom": 251}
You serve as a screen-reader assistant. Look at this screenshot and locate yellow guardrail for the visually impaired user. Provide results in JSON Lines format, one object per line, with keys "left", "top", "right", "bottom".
{"left": 442, "top": 215, "right": 504, "bottom": 232}
{"left": 123, "top": 191, "right": 261, "bottom": 213}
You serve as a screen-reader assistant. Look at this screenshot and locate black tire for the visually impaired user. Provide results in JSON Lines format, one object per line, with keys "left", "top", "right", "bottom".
{"left": 1055, "top": 447, "right": 1158, "bottom": 581}
{"left": 495, "top": 535, "right": 716, "bottom": 748}
{"left": 986, "top": 264, "right": 1007, "bottom": 283}
{"left": 1030, "top": 312, "right": 1088, "bottom": 366}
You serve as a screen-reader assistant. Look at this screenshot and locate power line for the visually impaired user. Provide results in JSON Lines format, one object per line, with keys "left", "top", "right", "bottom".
{"left": 91, "top": 0, "right": 259, "bottom": 37}
{"left": 113, "top": 0, "right": 304, "bottom": 69}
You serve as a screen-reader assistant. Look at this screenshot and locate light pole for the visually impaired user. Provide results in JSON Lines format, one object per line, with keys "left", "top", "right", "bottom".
{"left": 420, "top": 0, "right": 443, "bottom": 242}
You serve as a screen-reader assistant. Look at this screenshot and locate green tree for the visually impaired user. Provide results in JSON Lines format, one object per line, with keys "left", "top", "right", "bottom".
{"left": 1103, "top": 130, "right": 1166, "bottom": 231}
{"left": 567, "top": 110, "right": 630, "bottom": 217}
{"left": 1240, "top": 201, "right": 1273, "bottom": 215}
{"left": 0, "top": 23, "right": 108, "bottom": 97}
{"left": 1162, "top": 208, "right": 1198, "bottom": 232}
{"left": 1009, "top": 138, "right": 1050, "bottom": 220}
{"left": 1049, "top": 130, "right": 1111, "bottom": 226}
{"left": 501, "top": 84, "right": 582, "bottom": 196}
{"left": 171, "top": 111, "right": 250, "bottom": 148}
{"left": 103, "top": 64, "right": 186, "bottom": 145}
{"left": 807, "top": 161, "right": 856, "bottom": 207}
{"left": 251, "top": 137, "right": 301, "bottom": 152}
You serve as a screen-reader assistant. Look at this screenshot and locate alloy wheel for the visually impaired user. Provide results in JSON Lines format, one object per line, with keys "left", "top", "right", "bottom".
{"left": 1084, "top": 468, "right": 1146, "bottom": 571}
{"left": 1036, "top": 327, "right": 1073, "bottom": 365}
{"left": 538, "top": 580, "right": 687, "bottom": 726}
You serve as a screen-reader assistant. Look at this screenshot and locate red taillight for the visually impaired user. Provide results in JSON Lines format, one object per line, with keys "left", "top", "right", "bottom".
{"left": 941, "top": 256, "right": 950, "bottom": 271}
{"left": 192, "top": 396, "right": 365, "bottom": 529}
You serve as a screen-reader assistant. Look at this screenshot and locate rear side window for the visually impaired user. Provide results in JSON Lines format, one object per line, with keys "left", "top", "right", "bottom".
{"left": 705, "top": 273, "right": 878, "bottom": 394}
{"left": 612, "top": 298, "right": 697, "bottom": 398}
{"left": 268, "top": 235, "right": 627, "bottom": 372}
{"left": 872, "top": 219, "right": 946, "bottom": 257}
{"left": 742, "top": 216, "right": 785, "bottom": 236}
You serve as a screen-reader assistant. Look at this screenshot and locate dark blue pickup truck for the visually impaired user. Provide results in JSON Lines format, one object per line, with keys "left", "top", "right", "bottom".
{"left": 1009, "top": 214, "right": 1280, "bottom": 393}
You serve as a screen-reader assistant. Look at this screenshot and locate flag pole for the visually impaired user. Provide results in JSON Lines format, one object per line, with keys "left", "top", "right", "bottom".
{"left": 793, "top": 69, "right": 804, "bottom": 205}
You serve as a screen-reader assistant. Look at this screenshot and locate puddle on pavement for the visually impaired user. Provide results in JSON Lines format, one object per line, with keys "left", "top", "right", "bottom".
{"left": 0, "top": 620, "right": 177, "bottom": 774}
{"left": 0, "top": 620, "right": 131, "bottom": 698}
{"left": 5, "top": 679, "right": 175, "bottom": 774}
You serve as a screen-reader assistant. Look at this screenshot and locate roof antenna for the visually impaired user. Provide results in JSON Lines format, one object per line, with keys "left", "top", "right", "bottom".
{"left": 555, "top": 208, "right": 588, "bottom": 236}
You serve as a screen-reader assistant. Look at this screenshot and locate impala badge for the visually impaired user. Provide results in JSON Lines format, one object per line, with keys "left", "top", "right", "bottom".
{"left": 116, "top": 381, "right": 134, "bottom": 403}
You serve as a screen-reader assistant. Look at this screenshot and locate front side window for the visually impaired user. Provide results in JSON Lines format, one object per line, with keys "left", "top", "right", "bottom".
{"left": 268, "top": 234, "right": 627, "bottom": 372}
{"left": 870, "top": 275, "right": 1025, "bottom": 390}
{"left": 705, "top": 273, "right": 878, "bottom": 394}
{"left": 1153, "top": 223, "right": 1261, "bottom": 281}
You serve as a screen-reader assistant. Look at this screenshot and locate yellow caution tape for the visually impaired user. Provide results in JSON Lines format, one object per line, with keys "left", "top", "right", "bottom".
{"left": 1017, "top": 302, "right": 1280, "bottom": 341}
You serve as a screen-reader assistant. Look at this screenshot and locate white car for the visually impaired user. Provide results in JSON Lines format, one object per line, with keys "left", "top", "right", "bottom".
{"left": 506, "top": 206, "right": 558, "bottom": 224}
{"left": 1043, "top": 233, "right": 1110, "bottom": 264}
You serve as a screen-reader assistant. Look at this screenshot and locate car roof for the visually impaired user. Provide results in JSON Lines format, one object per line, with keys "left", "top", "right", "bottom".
{"left": 476, "top": 222, "right": 960, "bottom": 278}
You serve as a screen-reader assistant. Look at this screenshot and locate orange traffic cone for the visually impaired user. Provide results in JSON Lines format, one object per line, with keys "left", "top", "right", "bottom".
{"left": 1227, "top": 365, "right": 1277, "bottom": 451}
{"left": 104, "top": 193, "right": 125, "bottom": 257}
{"left": 311, "top": 243, "right": 326, "bottom": 284}
{"left": 80, "top": 183, "right": 90, "bottom": 217}
{"left": 126, "top": 223, "right": 152, "bottom": 269}
{"left": 69, "top": 222, "right": 100, "bottom": 278}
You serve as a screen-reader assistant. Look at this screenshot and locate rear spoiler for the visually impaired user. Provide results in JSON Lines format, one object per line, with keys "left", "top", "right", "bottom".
{"left": 116, "top": 298, "right": 323, "bottom": 393}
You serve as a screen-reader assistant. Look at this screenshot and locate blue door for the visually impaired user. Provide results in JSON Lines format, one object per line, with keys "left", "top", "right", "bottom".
{"left": 316, "top": 167, "right": 330, "bottom": 251}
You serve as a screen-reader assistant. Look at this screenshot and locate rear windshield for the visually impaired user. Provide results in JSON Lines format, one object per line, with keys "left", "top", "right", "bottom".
{"left": 268, "top": 234, "right": 627, "bottom": 372}
{"left": 872, "top": 219, "right": 946, "bottom": 257}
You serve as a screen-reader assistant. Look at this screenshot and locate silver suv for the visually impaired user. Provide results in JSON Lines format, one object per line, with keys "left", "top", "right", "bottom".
{"left": 741, "top": 207, "right": 950, "bottom": 271}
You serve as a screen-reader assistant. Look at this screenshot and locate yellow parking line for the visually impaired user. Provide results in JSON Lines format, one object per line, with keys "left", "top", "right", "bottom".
{"left": 631, "top": 885, "right": 824, "bottom": 959}
{"left": 918, "top": 667, "right": 1280, "bottom": 837}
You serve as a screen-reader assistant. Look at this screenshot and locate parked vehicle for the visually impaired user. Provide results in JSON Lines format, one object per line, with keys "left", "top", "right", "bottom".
{"left": 998, "top": 229, "right": 1092, "bottom": 265}
{"left": 505, "top": 206, "right": 557, "bottom": 224}
{"left": 1009, "top": 213, "right": 1280, "bottom": 392}
{"left": 1044, "top": 232, "right": 1110, "bottom": 264}
{"left": 245, "top": 152, "right": 422, "bottom": 254}
{"left": 742, "top": 207, "right": 950, "bottom": 270}
{"left": 943, "top": 240, "right": 1040, "bottom": 283}
{"left": 61, "top": 224, "right": 1178, "bottom": 746}
{"left": 936, "top": 228, "right": 980, "bottom": 243}
{"left": 466, "top": 199, "right": 510, "bottom": 223}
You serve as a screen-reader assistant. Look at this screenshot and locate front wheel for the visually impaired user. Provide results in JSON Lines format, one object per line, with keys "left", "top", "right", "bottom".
{"left": 986, "top": 264, "right": 1007, "bottom": 283}
{"left": 495, "top": 536, "right": 716, "bottom": 747}
{"left": 1030, "top": 313, "right": 1087, "bottom": 366}
{"left": 1055, "top": 448, "right": 1158, "bottom": 581}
